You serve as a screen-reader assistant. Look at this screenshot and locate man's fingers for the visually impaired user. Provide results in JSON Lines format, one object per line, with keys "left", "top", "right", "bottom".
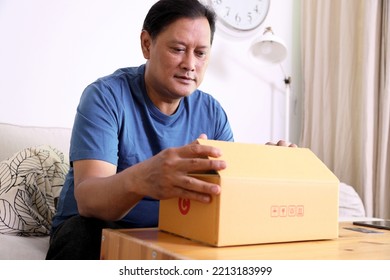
{"left": 265, "top": 140, "right": 298, "bottom": 147}
{"left": 180, "top": 175, "right": 221, "bottom": 194}
{"left": 178, "top": 157, "right": 226, "bottom": 173}
{"left": 188, "top": 142, "right": 222, "bottom": 158}
{"left": 175, "top": 178, "right": 221, "bottom": 203}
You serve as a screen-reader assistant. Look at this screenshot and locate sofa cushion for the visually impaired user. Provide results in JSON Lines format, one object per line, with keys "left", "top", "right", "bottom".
{"left": 0, "top": 145, "right": 69, "bottom": 236}
{"left": 339, "top": 182, "right": 366, "bottom": 218}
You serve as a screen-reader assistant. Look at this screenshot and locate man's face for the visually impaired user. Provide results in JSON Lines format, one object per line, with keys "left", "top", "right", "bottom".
{"left": 142, "top": 17, "right": 211, "bottom": 102}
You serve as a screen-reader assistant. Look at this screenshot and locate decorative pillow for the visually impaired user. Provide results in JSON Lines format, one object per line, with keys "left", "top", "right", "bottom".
{"left": 0, "top": 145, "right": 69, "bottom": 236}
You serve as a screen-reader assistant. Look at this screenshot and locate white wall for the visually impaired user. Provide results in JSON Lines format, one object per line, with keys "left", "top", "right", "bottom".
{"left": 0, "top": 0, "right": 299, "bottom": 145}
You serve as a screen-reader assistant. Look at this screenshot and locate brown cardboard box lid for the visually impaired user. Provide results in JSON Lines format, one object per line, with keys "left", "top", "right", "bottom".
{"left": 196, "top": 139, "right": 339, "bottom": 183}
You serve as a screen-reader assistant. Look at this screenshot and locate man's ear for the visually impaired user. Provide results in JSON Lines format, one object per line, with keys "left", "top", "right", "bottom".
{"left": 140, "top": 30, "right": 152, "bottom": 59}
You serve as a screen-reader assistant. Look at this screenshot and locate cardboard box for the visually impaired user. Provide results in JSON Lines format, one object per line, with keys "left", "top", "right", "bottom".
{"left": 159, "top": 139, "right": 339, "bottom": 247}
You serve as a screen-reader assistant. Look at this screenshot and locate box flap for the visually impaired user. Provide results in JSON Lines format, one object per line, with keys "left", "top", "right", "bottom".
{"left": 197, "top": 139, "right": 338, "bottom": 183}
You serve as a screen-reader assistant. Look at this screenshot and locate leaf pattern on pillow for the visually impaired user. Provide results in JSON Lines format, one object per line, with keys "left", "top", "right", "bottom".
{"left": 0, "top": 199, "right": 23, "bottom": 233}
{"left": 0, "top": 146, "right": 69, "bottom": 236}
{"left": 0, "top": 164, "right": 15, "bottom": 196}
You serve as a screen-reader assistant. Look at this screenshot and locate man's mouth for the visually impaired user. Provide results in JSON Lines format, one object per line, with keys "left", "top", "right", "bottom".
{"left": 175, "top": 74, "right": 196, "bottom": 83}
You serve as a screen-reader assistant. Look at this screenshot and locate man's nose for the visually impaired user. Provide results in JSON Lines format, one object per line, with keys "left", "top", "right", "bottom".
{"left": 181, "top": 52, "right": 196, "bottom": 72}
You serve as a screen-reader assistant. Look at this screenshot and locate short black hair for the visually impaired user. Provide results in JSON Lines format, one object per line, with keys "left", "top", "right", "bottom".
{"left": 142, "top": 0, "right": 216, "bottom": 44}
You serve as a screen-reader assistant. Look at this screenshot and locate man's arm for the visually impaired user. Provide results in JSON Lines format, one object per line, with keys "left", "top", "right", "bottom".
{"left": 73, "top": 159, "right": 142, "bottom": 221}
{"left": 73, "top": 137, "right": 226, "bottom": 221}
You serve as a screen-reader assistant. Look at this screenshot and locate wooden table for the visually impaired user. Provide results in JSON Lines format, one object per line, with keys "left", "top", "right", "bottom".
{"left": 100, "top": 222, "right": 390, "bottom": 260}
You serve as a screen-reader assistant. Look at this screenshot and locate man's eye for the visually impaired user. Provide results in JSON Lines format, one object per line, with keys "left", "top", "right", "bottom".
{"left": 196, "top": 51, "right": 207, "bottom": 58}
{"left": 173, "top": 48, "right": 185, "bottom": 52}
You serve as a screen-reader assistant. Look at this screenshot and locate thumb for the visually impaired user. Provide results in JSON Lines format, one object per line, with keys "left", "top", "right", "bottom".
{"left": 198, "top": 133, "right": 208, "bottom": 140}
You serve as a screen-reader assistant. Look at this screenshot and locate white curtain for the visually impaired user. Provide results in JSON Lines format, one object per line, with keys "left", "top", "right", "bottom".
{"left": 301, "top": 0, "right": 390, "bottom": 218}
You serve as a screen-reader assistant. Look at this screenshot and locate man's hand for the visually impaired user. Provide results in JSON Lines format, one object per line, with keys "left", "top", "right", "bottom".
{"left": 265, "top": 140, "right": 298, "bottom": 148}
{"left": 133, "top": 134, "right": 226, "bottom": 203}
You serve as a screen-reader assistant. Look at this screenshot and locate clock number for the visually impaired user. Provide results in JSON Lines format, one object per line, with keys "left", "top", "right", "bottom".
{"left": 247, "top": 12, "right": 253, "bottom": 24}
{"left": 223, "top": 6, "right": 231, "bottom": 17}
{"left": 210, "top": 0, "right": 270, "bottom": 33}
{"left": 235, "top": 13, "right": 241, "bottom": 24}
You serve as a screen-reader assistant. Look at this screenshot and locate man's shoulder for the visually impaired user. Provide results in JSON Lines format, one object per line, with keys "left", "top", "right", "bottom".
{"left": 188, "top": 89, "right": 219, "bottom": 105}
{"left": 111, "top": 65, "right": 145, "bottom": 77}
{"left": 91, "top": 65, "right": 144, "bottom": 87}
{"left": 82, "top": 65, "right": 145, "bottom": 102}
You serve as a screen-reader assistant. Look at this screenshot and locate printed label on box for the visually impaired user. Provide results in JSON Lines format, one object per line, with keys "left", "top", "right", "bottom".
{"left": 178, "top": 198, "right": 190, "bottom": 215}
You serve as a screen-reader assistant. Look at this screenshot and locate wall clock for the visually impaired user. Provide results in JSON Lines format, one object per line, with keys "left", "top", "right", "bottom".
{"left": 208, "top": 0, "right": 270, "bottom": 35}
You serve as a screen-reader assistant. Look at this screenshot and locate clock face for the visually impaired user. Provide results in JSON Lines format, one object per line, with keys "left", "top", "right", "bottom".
{"left": 209, "top": 0, "right": 270, "bottom": 32}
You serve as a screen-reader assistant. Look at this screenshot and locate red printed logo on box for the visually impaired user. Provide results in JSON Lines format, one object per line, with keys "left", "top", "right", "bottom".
{"left": 288, "top": 205, "right": 296, "bottom": 216}
{"left": 271, "top": 206, "right": 279, "bottom": 217}
{"left": 178, "top": 198, "right": 190, "bottom": 215}
{"left": 280, "top": 206, "right": 287, "bottom": 217}
{"left": 296, "top": 205, "right": 304, "bottom": 217}
{"left": 270, "top": 205, "right": 304, "bottom": 217}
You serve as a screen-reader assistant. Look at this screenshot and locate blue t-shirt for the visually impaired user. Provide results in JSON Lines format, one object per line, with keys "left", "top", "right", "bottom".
{"left": 52, "top": 64, "right": 233, "bottom": 230}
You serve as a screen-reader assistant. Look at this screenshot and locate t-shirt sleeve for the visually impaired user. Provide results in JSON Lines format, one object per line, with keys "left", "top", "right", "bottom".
{"left": 213, "top": 100, "right": 234, "bottom": 142}
{"left": 69, "top": 81, "right": 120, "bottom": 165}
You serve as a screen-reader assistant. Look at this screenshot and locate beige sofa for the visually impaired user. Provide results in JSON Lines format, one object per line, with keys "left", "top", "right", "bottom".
{"left": 0, "top": 122, "right": 365, "bottom": 260}
{"left": 0, "top": 123, "right": 71, "bottom": 260}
